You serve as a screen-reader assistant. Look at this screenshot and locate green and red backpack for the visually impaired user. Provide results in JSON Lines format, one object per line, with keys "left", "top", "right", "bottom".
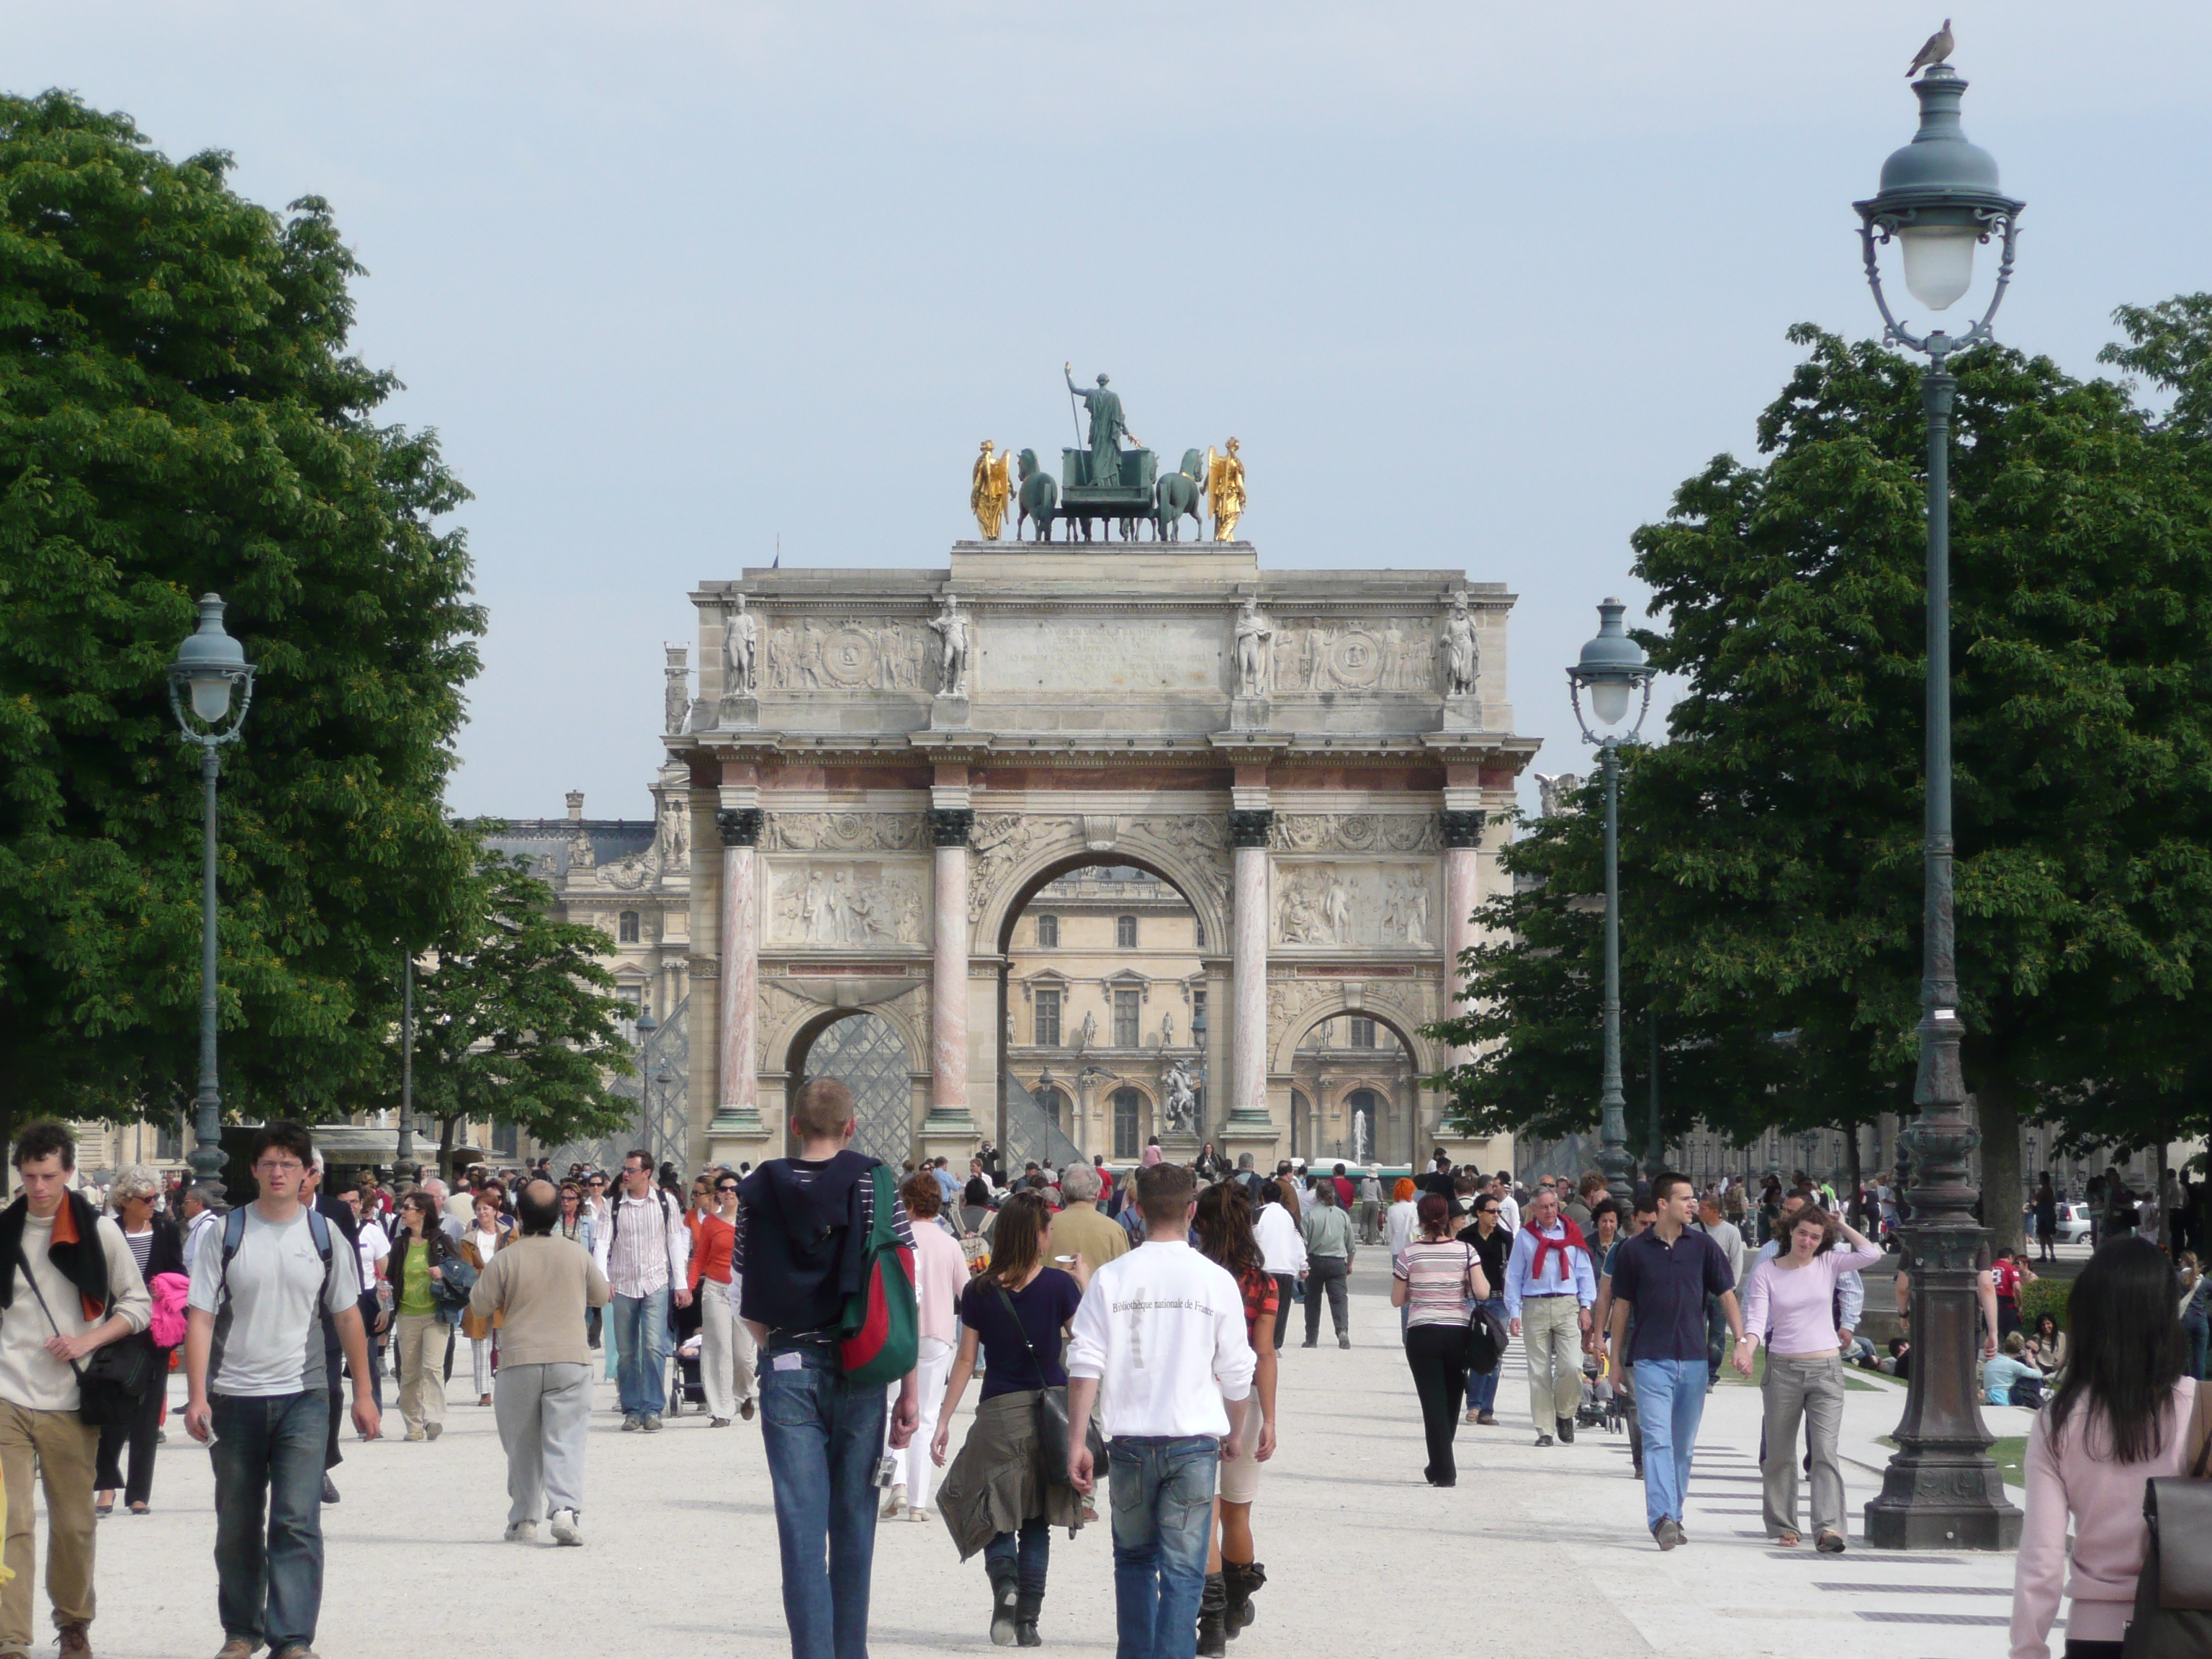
{"left": 837, "top": 1163, "right": 919, "bottom": 1387}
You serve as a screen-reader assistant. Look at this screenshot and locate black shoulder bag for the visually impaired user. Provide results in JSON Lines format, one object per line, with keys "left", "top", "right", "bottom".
{"left": 994, "top": 1280, "right": 1074, "bottom": 1480}
{"left": 2122, "top": 1384, "right": 2212, "bottom": 1658}
{"left": 14, "top": 1243, "right": 153, "bottom": 1429}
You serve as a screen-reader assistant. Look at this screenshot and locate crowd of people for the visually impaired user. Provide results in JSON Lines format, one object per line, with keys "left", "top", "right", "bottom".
{"left": 7, "top": 1114, "right": 2211, "bottom": 1659}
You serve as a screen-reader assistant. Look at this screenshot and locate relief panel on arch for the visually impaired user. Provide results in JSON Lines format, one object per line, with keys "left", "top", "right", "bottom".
{"left": 764, "top": 858, "right": 930, "bottom": 948}
{"left": 1272, "top": 860, "right": 1437, "bottom": 950}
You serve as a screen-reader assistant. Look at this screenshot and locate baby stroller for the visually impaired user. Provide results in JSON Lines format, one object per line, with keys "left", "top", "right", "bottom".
{"left": 667, "top": 1334, "right": 707, "bottom": 1416}
{"left": 1575, "top": 1350, "right": 1632, "bottom": 1435}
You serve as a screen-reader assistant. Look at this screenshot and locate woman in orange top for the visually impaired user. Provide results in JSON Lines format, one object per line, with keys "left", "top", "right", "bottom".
{"left": 688, "top": 1174, "right": 752, "bottom": 1426}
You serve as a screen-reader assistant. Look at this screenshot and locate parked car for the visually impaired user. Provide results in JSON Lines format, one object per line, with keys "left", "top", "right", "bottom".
{"left": 2023, "top": 1198, "right": 2094, "bottom": 1244}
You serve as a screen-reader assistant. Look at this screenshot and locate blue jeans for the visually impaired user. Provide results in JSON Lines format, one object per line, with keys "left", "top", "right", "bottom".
{"left": 760, "top": 1343, "right": 886, "bottom": 1659}
{"left": 2185, "top": 1317, "right": 2208, "bottom": 1382}
{"left": 209, "top": 1390, "right": 330, "bottom": 1653}
{"left": 984, "top": 1516, "right": 1051, "bottom": 1596}
{"left": 1465, "top": 1298, "right": 1507, "bottom": 1412}
{"left": 1107, "top": 1436, "right": 1218, "bottom": 1659}
{"left": 611, "top": 1287, "right": 672, "bottom": 1418}
{"left": 1630, "top": 1357, "right": 1708, "bottom": 1532}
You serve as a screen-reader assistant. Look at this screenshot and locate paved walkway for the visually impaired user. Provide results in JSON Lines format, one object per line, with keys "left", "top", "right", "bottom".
{"left": 61, "top": 1259, "right": 2036, "bottom": 1657}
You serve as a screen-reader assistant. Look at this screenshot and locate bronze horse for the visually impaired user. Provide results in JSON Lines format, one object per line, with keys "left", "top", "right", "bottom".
{"left": 1155, "top": 449, "right": 1205, "bottom": 541}
{"left": 1017, "top": 449, "right": 1059, "bottom": 542}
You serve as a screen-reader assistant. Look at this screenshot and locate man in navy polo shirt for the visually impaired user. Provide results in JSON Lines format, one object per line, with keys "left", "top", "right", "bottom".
{"left": 1606, "top": 1171, "right": 1745, "bottom": 1550}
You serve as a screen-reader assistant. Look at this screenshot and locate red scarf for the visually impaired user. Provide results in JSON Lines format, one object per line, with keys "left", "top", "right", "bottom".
{"left": 1527, "top": 1216, "right": 1588, "bottom": 1287}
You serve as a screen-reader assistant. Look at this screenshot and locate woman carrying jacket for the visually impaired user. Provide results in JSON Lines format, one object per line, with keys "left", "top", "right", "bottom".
{"left": 94, "top": 1168, "right": 184, "bottom": 1516}
{"left": 387, "top": 1192, "right": 464, "bottom": 1440}
{"left": 932, "top": 1191, "right": 1088, "bottom": 1648}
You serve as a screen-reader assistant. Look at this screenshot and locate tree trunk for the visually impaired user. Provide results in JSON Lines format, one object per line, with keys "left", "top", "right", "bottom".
{"left": 1973, "top": 1081, "right": 2027, "bottom": 1258}
{"left": 438, "top": 1116, "right": 459, "bottom": 1184}
{"left": 2156, "top": 1134, "right": 2171, "bottom": 1252}
{"left": 1846, "top": 1122, "right": 1863, "bottom": 1218}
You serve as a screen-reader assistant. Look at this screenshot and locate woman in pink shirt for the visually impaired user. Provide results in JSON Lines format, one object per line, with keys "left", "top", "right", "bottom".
{"left": 885, "top": 1172, "right": 972, "bottom": 1524}
{"left": 1737, "top": 1208, "right": 1884, "bottom": 1551}
{"left": 2011, "top": 1236, "right": 2209, "bottom": 1659}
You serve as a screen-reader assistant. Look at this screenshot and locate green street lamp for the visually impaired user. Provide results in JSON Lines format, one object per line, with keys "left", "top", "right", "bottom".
{"left": 168, "top": 595, "right": 256, "bottom": 1199}
{"left": 1567, "top": 597, "right": 1655, "bottom": 1217}
{"left": 1854, "top": 50, "right": 2024, "bottom": 1552}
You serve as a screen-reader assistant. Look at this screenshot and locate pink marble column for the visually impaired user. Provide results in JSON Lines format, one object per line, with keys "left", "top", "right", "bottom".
{"left": 1441, "top": 810, "right": 1488, "bottom": 1064}
{"left": 1229, "top": 811, "right": 1272, "bottom": 1125}
{"left": 716, "top": 809, "right": 762, "bottom": 1125}
{"left": 930, "top": 817, "right": 972, "bottom": 1121}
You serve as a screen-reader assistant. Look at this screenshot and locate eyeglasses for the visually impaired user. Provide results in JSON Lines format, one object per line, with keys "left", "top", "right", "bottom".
{"left": 253, "top": 1159, "right": 304, "bottom": 1174}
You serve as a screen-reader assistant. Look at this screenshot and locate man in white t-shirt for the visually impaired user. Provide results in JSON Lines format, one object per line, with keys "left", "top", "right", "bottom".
{"left": 186, "top": 1123, "right": 376, "bottom": 1659}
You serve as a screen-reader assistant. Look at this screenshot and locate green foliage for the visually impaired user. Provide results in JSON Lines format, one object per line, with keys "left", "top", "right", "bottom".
{"left": 405, "top": 844, "right": 637, "bottom": 1179}
{"left": 2016, "top": 1275, "right": 2072, "bottom": 1334}
{"left": 1430, "top": 313, "right": 2212, "bottom": 1237}
{"left": 0, "top": 91, "right": 483, "bottom": 1125}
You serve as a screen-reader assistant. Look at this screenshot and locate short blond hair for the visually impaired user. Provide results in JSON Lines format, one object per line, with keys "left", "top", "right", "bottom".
{"left": 791, "top": 1076, "right": 856, "bottom": 1141}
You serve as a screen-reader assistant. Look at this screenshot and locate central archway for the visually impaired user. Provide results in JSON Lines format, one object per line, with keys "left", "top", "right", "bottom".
{"left": 995, "top": 852, "right": 1218, "bottom": 1169}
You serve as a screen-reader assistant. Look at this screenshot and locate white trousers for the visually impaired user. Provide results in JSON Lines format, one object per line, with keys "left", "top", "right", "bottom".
{"left": 889, "top": 1336, "right": 954, "bottom": 1511}
{"left": 699, "top": 1284, "right": 758, "bottom": 1419}
{"left": 472, "top": 1334, "right": 495, "bottom": 1395}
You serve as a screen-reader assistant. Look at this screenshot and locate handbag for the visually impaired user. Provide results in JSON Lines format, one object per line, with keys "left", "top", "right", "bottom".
{"left": 14, "top": 1243, "right": 153, "bottom": 1429}
{"left": 2121, "top": 1381, "right": 2212, "bottom": 1659}
{"left": 992, "top": 1279, "right": 1103, "bottom": 1487}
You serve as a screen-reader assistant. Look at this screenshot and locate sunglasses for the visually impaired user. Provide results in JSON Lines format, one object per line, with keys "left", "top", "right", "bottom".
{"left": 716, "top": 1184, "right": 739, "bottom": 1195}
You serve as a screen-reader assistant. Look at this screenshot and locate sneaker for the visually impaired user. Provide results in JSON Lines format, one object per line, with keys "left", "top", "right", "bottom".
{"left": 1300, "top": 1339, "right": 1317, "bottom": 1349}
{"left": 1337, "top": 1335, "right": 1351, "bottom": 1349}
{"left": 881, "top": 1485, "right": 907, "bottom": 1520}
{"left": 504, "top": 1519, "right": 538, "bottom": 1543}
{"left": 621, "top": 1415, "right": 643, "bottom": 1432}
{"left": 1464, "top": 1409, "right": 1482, "bottom": 1424}
{"left": 425, "top": 1422, "right": 442, "bottom": 1441}
{"left": 641, "top": 1413, "right": 662, "bottom": 1432}
{"left": 710, "top": 1417, "right": 731, "bottom": 1428}
{"left": 1476, "top": 1411, "right": 1497, "bottom": 1425}
{"left": 1534, "top": 1433, "right": 1555, "bottom": 1447}
{"left": 57, "top": 1622, "right": 91, "bottom": 1659}
{"left": 320, "top": 1475, "right": 340, "bottom": 1504}
{"left": 549, "top": 1508, "right": 583, "bottom": 1547}
{"left": 1556, "top": 1416, "right": 1575, "bottom": 1444}
{"left": 1653, "top": 1517, "right": 1683, "bottom": 1551}
{"left": 405, "top": 1429, "right": 427, "bottom": 1443}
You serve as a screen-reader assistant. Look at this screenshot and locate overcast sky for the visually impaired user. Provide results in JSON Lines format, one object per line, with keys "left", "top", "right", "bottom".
{"left": 15, "top": 2, "right": 2211, "bottom": 822}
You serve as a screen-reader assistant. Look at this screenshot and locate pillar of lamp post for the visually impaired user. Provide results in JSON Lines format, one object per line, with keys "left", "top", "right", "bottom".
{"left": 634, "top": 1008, "right": 658, "bottom": 1150}
{"left": 1853, "top": 51, "right": 2024, "bottom": 1552}
{"left": 397, "top": 953, "right": 416, "bottom": 1171}
{"left": 168, "top": 595, "right": 256, "bottom": 1200}
{"left": 1566, "top": 598, "right": 1654, "bottom": 1218}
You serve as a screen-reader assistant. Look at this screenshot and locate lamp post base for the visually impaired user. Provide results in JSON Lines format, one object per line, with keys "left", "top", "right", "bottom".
{"left": 1863, "top": 1465, "right": 2022, "bottom": 1550}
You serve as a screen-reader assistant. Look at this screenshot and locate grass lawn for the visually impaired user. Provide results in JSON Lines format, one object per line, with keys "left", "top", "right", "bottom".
{"left": 1877, "top": 1433, "right": 2027, "bottom": 1486}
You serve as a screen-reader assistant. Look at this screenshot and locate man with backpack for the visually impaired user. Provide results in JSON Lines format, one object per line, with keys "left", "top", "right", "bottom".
{"left": 734, "top": 1077, "right": 920, "bottom": 1659}
{"left": 184, "top": 1121, "right": 377, "bottom": 1659}
{"left": 590, "top": 1148, "right": 691, "bottom": 1432}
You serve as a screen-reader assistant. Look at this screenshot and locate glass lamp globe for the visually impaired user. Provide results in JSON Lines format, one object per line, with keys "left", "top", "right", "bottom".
{"left": 171, "top": 593, "right": 251, "bottom": 727}
{"left": 1899, "top": 224, "right": 1977, "bottom": 310}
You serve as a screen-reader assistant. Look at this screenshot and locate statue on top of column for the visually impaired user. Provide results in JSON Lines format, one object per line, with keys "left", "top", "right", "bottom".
{"left": 723, "top": 593, "right": 758, "bottom": 695}
{"left": 1233, "top": 594, "right": 1273, "bottom": 699}
{"left": 930, "top": 592, "right": 970, "bottom": 697}
{"left": 1440, "top": 590, "right": 1480, "bottom": 697}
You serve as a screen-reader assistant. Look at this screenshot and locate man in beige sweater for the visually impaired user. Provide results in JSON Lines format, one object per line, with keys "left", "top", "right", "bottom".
{"left": 468, "top": 1179, "right": 610, "bottom": 1547}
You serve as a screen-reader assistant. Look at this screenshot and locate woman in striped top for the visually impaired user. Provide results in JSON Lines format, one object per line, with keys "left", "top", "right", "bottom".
{"left": 1391, "top": 1192, "right": 1491, "bottom": 1487}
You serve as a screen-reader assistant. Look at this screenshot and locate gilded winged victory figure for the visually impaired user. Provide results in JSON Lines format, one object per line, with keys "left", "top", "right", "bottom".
{"left": 971, "top": 440, "right": 1015, "bottom": 539}
{"left": 1206, "top": 439, "right": 1246, "bottom": 540}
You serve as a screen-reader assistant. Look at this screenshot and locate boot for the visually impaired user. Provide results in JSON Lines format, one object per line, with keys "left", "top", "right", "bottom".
{"left": 1197, "top": 1571, "right": 1228, "bottom": 1658}
{"left": 1221, "top": 1560, "right": 1267, "bottom": 1635}
{"left": 1014, "top": 1589, "right": 1043, "bottom": 1648}
{"left": 989, "top": 1562, "right": 1020, "bottom": 1647}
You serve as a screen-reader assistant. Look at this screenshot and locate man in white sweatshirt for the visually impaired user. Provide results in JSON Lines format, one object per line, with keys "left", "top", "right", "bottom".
{"left": 1066, "top": 1162, "right": 1254, "bottom": 1659}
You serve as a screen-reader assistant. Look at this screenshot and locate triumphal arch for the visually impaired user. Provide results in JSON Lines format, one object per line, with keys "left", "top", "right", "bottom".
{"left": 668, "top": 535, "right": 1537, "bottom": 1176}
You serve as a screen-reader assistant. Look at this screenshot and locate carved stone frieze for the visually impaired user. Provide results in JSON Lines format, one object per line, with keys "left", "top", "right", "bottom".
{"left": 762, "top": 811, "right": 925, "bottom": 853}
{"left": 762, "top": 618, "right": 928, "bottom": 693}
{"left": 1269, "top": 814, "right": 1439, "bottom": 854}
{"left": 967, "top": 814, "right": 1075, "bottom": 924}
{"left": 765, "top": 860, "right": 929, "bottom": 948}
{"left": 1273, "top": 860, "right": 1434, "bottom": 949}
{"left": 1267, "top": 617, "right": 1439, "bottom": 693}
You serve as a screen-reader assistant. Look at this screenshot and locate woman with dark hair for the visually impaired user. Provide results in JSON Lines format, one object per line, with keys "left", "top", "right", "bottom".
{"left": 1253, "top": 1179, "right": 1306, "bottom": 1354}
{"left": 932, "top": 1190, "right": 1088, "bottom": 1647}
{"left": 1390, "top": 1191, "right": 1490, "bottom": 1490}
{"left": 388, "top": 1192, "right": 461, "bottom": 1441}
{"left": 94, "top": 1166, "right": 185, "bottom": 1516}
{"left": 2012, "top": 1236, "right": 2210, "bottom": 1659}
{"left": 2026, "top": 1310, "right": 2069, "bottom": 1377}
{"left": 1193, "top": 1182, "right": 1278, "bottom": 1652}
